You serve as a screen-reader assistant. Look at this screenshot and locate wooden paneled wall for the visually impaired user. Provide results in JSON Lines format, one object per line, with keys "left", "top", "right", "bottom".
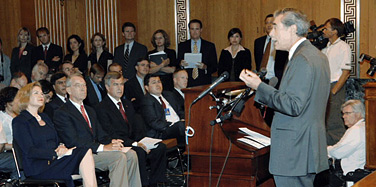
{"left": 0, "top": 0, "right": 375, "bottom": 78}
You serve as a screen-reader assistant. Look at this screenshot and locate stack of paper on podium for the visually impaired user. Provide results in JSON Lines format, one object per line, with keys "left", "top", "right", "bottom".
{"left": 184, "top": 53, "right": 202, "bottom": 68}
{"left": 149, "top": 51, "right": 168, "bottom": 65}
{"left": 237, "top": 127, "right": 271, "bottom": 149}
{"left": 139, "top": 137, "right": 162, "bottom": 150}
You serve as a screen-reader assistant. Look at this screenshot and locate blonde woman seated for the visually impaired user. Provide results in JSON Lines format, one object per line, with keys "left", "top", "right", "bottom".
{"left": 12, "top": 82, "right": 97, "bottom": 187}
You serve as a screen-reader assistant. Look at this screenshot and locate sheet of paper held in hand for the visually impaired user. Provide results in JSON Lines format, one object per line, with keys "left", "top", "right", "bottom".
{"left": 237, "top": 127, "right": 271, "bottom": 149}
{"left": 139, "top": 137, "right": 162, "bottom": 150}
{"left": 184, "top": 53, "right": 202, "bottom": 69}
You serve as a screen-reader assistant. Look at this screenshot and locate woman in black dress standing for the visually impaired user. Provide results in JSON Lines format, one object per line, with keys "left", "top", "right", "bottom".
{"left": 218, "top": 28, "right": 252, "bottom": 81}
{"left": 88, "top": 33, "right": 113, "bottom": 73}
{"left": 64, "top": 35, "right": 88, "bottom": 74}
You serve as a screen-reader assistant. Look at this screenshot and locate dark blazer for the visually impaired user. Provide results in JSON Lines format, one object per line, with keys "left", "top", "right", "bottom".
{"left": 84, "top": 76, "right": 106, "bottom": 107}
{"left": 218, "top": 48, "right": 252, "bottom": 82}
{"left": 254, "top": 35, "right": 288, "bottom": 85}
{"left": 64, "top": 53, "right": 88, "bottom": 74}
{"left": 171, "top": 88, "right": 185, "bottom": 113}
{"left": 44, "top": 95, "right": 65, "bottom": 119}
{"left": 10, "top": 43, "right": 35, "bottom": 80}
{"left": 96, "top": 96, "right": 135, "bottom": 146}
{"left": 113, "top": 41, "right": 148, "bottom": 79}
{"left": 254, "top": 40, "right": 330, "bottom": 176}
{"left": 124, "top": 76, "right": 144, "bottom": 112}
{"left": 12, "top": 111, "right": 58, "bottom": 177}
{"left": 53, "top": 100, "right": 111, "bottom": 152}
{"left": 33, "top": 43, "right": 63, "bottom": 73}
{"left": 148, "top": 48, "right": 177, "bottom": 91}
{"left": 177, "top": 39, "right": 217, "bottom": 87}
{"left": 88, "top": 50, "right": 114, "bottom": 73}
{"left": 140, "top": 91, "right": 184, "bottom": 138}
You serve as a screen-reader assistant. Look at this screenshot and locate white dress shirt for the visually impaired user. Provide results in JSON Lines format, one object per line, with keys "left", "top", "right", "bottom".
{"left": 0, "top": 111, "right": 13, "bottom": 144}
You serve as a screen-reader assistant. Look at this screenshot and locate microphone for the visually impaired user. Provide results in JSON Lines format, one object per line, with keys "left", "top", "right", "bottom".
{"left": 192, "top": 71, "right": 229, "bottom": 105}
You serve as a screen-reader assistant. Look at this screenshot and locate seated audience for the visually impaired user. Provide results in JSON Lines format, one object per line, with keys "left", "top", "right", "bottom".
{"left": 84, "top": 63, "right": 106, "bottom": 107}
{"left": 33, "top": 27, "right": 63, "bottom": 73}
{"left": 12, "top": 82, "right": 97, "bottom": 187}
{"left": 124, "top": 58, "right": 149, "bottom": 112}
{"left": 44, "top": 72, "right": 67, "bottom": 119}
{"left": 327, "top": 99, "right": 366, "bottom": 186}
{"left": 31, "top": 61, "right": 48, "bottom": 82}
{"left": 141, "top": 74, "right": 185, "bottom": 144}
{"left": 0, "top": 37, "right": 12, "bottom": 88}
{"left": 172, "top": 69, "right": 188, "bottom": 112}
{"left": 0, "top": 87, "right": 18, "bottom": 180}
{"left": 148, "top": 29, "right": 177, "bottom": 91}
{"left": 39, "top": 80, "right": 54, "bottom": 104}
{"left": 64, "top": 35, "right": 88, "bottom": 74}
{"left": 53, "top": 73, "right": 141, "bottom": 187}
{"left": 9, "top": 72, "right": 28, "bottom": 89}
{"left": 88, "top": 33, "right": 113, "bottom": 73}
{"left": 96, "top": 72, "right": 167, "bottom": 186}
{"left": 108, "top": 62, "right": 123, "bottom": 74}
{"left": 218, "top": 28, "right": 252, "bottom": 81}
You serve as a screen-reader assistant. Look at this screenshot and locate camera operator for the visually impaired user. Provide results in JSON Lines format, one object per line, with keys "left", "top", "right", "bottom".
{"left": 322, "top": 18, "right": 351, "bottom": 146}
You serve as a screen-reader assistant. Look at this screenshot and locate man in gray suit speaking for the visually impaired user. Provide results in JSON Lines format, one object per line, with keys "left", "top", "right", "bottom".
{"left": 240, "top": 8, "right": 330, "bottom": 186}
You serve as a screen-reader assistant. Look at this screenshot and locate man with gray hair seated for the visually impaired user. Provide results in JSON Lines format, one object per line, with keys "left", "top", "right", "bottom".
{"left": 327, "top": 99, "right": 365, "bottom": 186}
{"left": 31, "top": 61, "right": 48, "bottom": 82}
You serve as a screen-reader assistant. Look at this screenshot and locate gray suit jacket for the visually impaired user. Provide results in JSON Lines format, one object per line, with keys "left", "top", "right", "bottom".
{"left": 113, "top": 41, "right": 147, "bottom": 79}
{"left": 254, "top": 40, "right": 330, "bottom": 176}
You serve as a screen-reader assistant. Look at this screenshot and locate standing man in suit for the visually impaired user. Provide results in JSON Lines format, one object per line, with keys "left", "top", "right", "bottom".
{"left": 44, "top": 72, "right": 67, "bottom": 119}
{"left": 322, "top": 18, "right": 352, "bottom": 146}
{"left": 172, "top": 69, "right": 188, "bottom": 112}
{"left": 254, "top": 14, "right": 288, "bottom": 87}
{"left": 33, "top": 27, "right": 63, "bottom": 73}
{"left": 97, "top": 72, "right": 167, "bottom": 186}
{"left": 124, "top": 58, "right": 149, "bottom": 112}
{"left": 114, "top": 22, "right": 148, "bottom": 80}
{"left": 240, "top": 8, "right": 330, "bottom": 186}
{"left": 84, "top": 63, "right": 106, "bottom": 107}
{"left": 177, "top": 19, "right": 217, "bottom": 87}
{"left": 54, "top": 73, "right": 141, "bottom": 187}
{"left": 141, "top": 74, "right": 186, "bottom": 145}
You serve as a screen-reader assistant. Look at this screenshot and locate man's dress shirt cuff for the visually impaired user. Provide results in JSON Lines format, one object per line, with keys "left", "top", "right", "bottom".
{"left": 97, "top": 144, "right": 104, "bottom": 152}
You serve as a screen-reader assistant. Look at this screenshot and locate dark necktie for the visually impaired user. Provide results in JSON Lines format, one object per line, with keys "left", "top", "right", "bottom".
{"left": 80, "top": 105, "right": 92, "bottom": 132}
{"left": 260, "top": 38, "right": 271, "bottom": 69}
{"left": 117, "top": 102, "right": 128, "bottom": 123}
{"left": 124, "top": 44, "right": 129, "bottom": 69}
{"left": 44, "top": 46, "right": 48, "bottom": 60}
{"left": 159, "top": 96, "right": 166, "bottom": 109}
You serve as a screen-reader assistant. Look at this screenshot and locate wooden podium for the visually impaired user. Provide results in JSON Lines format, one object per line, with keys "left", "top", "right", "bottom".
{"left": 363, "top": 82, "right": 376, "bottom": 169}
{"left": 183, "top": 82, "right": 273, "bottom": 187}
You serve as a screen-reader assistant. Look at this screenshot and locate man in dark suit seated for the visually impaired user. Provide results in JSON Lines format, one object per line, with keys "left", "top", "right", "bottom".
{"left": 114, "top": 22, "right": 148, "bottom": 80}
{"left": 96, "top": 72, "right": 167, "bottom": 186}
{"left": 177, "top": 19, "right": 217, "bottom": 87}
{"left": 124, "top": 58, "right": 149, "bottom": 112}
{"left": 108, "top": 62, "right": 123, "bottom": 74}
{"left": 53, "top": 73, "right": 141, "bottom": 187}
{"left": 172, "top": 69, "right": 188, "bottom": 112}
{"left": 44, "top": 72, "right": 67, "bottom": 119}
{"left": 141, "top": 74, "right": 185, "bottom": 145}
{"left": 84, "top": 64, "right": 106, "bottom": 107}
{"left": 33, "top": 27, "right": 63, "bottom": 73}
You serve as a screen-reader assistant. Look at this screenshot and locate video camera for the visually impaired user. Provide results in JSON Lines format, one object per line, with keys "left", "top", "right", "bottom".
{"left": 359, "top": 53, "right": 376, "bottom": 77}
{"left": 307, "top": 20, "right": 355, "bottom": 50}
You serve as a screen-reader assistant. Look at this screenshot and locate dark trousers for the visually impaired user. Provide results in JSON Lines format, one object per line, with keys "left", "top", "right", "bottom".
{"left": 162, "top": 121, "right": 186, "bottom": 145}
{"left": 132, "top": 142, "right": 167, "bottom": 185}
{"left": 0, "top": 152, "right": 18, "bottom": 180}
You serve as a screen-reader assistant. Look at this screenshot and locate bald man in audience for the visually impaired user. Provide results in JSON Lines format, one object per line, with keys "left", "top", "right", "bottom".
{"left": 172, "top": 69, "right": 188, "bottom": 112}
{"left": 108, "top": 62, "right": 123, "bottom": 74}
{"left": 54, "top": 73, "right": 141, "bottom": 187}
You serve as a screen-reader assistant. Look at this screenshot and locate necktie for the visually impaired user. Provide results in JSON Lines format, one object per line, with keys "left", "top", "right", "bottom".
{"left": 117, "top": 102, "right": 128, "bottom": 123}
{"left": 124, "top": 44, "right": 129, "bottom": 70}
{"left": 260, "top": 38, "right": 271, "bottom": 69}
{"left": 80, "top": 105, "right": 92, "bottom": 132}
{"left": 159, "top": 96, "right": 166, "bottom": 109}
{"left": 44, "top": 46, "right": 48, "bottom": 60}
{"left": 192, "top": 41, "right": 199, "bottom": 79}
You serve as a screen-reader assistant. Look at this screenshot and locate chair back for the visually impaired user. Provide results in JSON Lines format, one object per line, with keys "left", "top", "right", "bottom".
{"left": 11, "top": 139, "right": 23, "bottom": 180}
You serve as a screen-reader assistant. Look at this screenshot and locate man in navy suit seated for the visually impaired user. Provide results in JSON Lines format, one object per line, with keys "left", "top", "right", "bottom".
{"left": 44, "top": 72, "right": 67, "bottom": 119}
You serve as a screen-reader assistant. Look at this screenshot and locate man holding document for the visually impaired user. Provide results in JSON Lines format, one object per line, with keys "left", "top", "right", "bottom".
{"left": 178, "top": 19, "right": 217, "bottom": 87}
